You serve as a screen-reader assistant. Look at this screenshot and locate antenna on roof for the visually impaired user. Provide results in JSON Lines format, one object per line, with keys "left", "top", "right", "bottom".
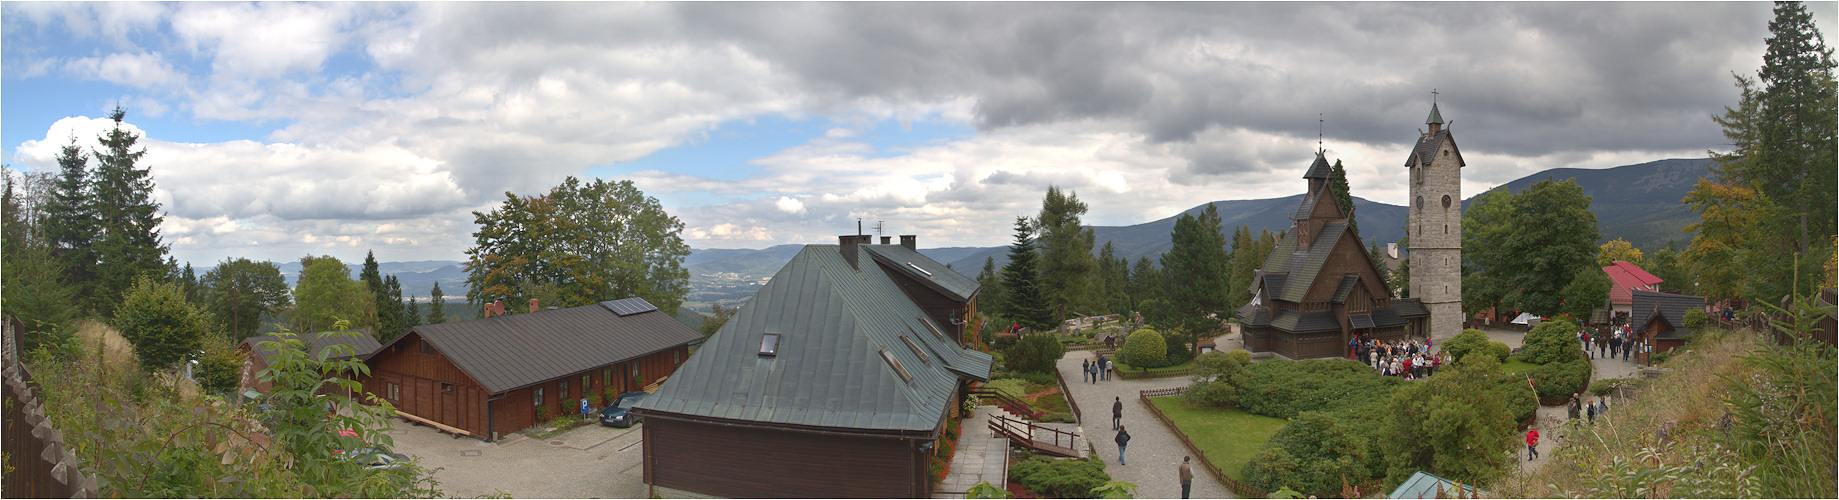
{"left": 1318, "top": 114, "right": 1324, "bottom": 154}
{"left": 875, "top": 220, "right": 885, "bottom": 238}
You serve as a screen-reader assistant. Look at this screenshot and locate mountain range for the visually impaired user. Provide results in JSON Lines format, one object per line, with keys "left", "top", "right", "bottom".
{"left": 223, "top": 157, "right": 1715, "bottom": 310}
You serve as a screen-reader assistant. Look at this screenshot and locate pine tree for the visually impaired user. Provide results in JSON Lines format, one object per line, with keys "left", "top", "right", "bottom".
{"left": 44, "top": 135, "right": 98, "bottom": 312}
{"left": 1159, "top": 204, "right": 1230, "bottom": 353}
{"left": 1329, "top": 159, "right": 1359, "bottom": 237}
{"left": 404, "top": 295, "right": 423, "bottom": 329}
{"left": 428, "top": 282, "right": 448, "bottom": 324}
{"left": 1035, "top": 186, "right": 1096, "bottom": 320}
{"left": 380, "top": 274, "right": 406, "bottom": 340}
{"left": 90, "top": 106, "right": 168, "bottom": 315}
{"left": 976, "top": 256, "right": 1005, "bottom": 320}
{"left": 1000, "top": 217, "right": 1054, "bottom": 332}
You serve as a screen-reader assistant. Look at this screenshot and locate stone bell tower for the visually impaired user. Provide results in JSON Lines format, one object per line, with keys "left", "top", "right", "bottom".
{"left": 1405, "top": 98, "right": 1464, "bottom": 340}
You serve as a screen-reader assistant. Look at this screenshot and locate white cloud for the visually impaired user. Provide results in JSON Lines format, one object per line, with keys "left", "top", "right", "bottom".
{"left": 170, "top": 2, "right": 354, "bottom": 81}
{"left": 62, "top": 52, "right": 186, "bottom": 88}
{"left": 775, "top": 196, "right": 805, "bottom": 214}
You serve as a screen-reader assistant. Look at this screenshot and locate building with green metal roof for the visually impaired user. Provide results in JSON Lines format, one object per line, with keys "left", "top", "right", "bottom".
{"left": 633, "top": 235, "right": 992, "bottom": 498}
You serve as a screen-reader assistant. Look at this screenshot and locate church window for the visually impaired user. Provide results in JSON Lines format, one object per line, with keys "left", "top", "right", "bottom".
{"left": 1444, "top": 224, "right": 1449, "bottom": 234}
{"left": 1415, "top": 196, "right": 1423, "bottom": 209}
{"left": 1443, "top": 149, "right": 1449, "bottom": 157}
{"left": 1442, "top": 195, "right": 1451, "bottom": 209}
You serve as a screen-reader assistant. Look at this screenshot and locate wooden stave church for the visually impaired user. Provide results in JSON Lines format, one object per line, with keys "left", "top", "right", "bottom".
{"left": 1236, "top": 151, "right": 1431, "bottom": 359}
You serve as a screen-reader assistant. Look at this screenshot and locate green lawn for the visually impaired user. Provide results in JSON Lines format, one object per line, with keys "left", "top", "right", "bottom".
{"left": 1500, "top": 355, "right": 1541, "bottom": 374}
{"left": 1148, "top": 396, "right": 1287, "bottom": 482}
{"left": 1109, "top": 358, "right": 1197, "bottom": 375}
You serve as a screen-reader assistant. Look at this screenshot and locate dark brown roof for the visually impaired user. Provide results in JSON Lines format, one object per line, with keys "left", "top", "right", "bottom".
{"left": 365, "top": 298, "right": 702, "bottom": 395}
{"left": 1632, "top": 290, "right": 1705, "bottom": 340}
{"left": 1403, "top": 130, "right": 1465, "bottom": 168}
{"left": 242, "top": 329, "right": 380, "bottom": 364}
{"left": 1304, "top": 152, "right": 1332, "bottom": 179}
{"left": 1259, "top": 220, "right": 1349, "bottom": 303}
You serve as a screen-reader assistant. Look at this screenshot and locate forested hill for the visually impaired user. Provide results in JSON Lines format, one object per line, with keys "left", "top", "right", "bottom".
{"left": 232, "top": 157, "right": 1715, "bottom": 296}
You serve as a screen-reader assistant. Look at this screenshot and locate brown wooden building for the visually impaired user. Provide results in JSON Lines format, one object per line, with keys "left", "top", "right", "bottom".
{"left": 1630, "top": 290, "right": 1705, "bottom": 363}
{"left": 634, "top": 236, "right": 993, "bottom": 498}
{"left": 239, "top": 329, "right": 381, "bottom": 398}
{"left": 358, "top": 297, "right": 700, "bottom": 441}
{"left": 1237, "top": 152, "right": 1430, "bottom": 359}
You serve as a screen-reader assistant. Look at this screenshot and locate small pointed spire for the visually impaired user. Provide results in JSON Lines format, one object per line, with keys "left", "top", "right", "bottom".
{"left": 1426, "top": 102, "right": 1444, "bottom": 125}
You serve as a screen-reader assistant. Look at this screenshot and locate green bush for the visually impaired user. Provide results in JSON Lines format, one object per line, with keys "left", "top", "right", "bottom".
{"left": 1236, "top": 358, "right": 1401, "bottom": 419}
{"left": 993, "top": 371, "right": 1059, "bottom": 386}
{"left": 1684, "top": 309, "right": 1709, "bottom": 330}
{"left": 1009, "top": 455, "right": 1112, "bottom": 498}
{"left": 984, "top": 378, "right": 1031, "bottom": 400}
{"left": 1164, "top": 334, "right": 1193, "bottom": 366}
{"left": 1005, "top": 333, "right": 1067, "bottom": 374}
{"left": 114, "top": 276, "right": 210, "bottom": 372}
{"left": 1485, "top": 341, "right": 1513, "bottom": 362}
{"left": 1588, "top": 378, "right": 1622, "bottom": 397}
{"left": 1243, "top": 411, "right": 1376, "bottom": 494}
{"left": 1521, "top": 317, "right": 1584, "bottom": 365}
{"left": 1119, "top": 328, "right": 1168, "bottom": 369}
{"left": 1440, "top": 329, "right": 1493, "bottom": 363}
{"left": 1226, "top": 349, "right": 1252, "bottom": 365}
{"left": 1529, "top": 358, "right": 1592, "bottom": 398}
{"left": 1185, "top": 351, "right": 1248, "bottom": 408}
{"left": 1381, "top": 352, "right": 1519, "bottom": 491}
{"left": 195, "top": 334, "right": 242, "bottom": 394}
{"left": 1481, "top": 361, "right": 1539, "bottom": 423}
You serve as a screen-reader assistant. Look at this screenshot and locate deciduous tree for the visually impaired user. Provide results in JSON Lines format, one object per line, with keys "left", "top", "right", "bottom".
{"left": 1560, "top": 265, "right": 1611, "bottom": 322}
{"left": 114, "top": 276, "right": 208, "bottom": 372}
{"left": 292, "top": 256, "right": 377, "bottom": 334}
{"left": 465, "top": 176, "right": 690, "bottom": 314}
{"left": 1597, "top": 238, "right": 1646, "bottom": 268}
{"left": 1381, "top": 355, "right": 1518, "bottom": 491}
{"left": 202, "top": 257, "right": 291, "bottom": 342}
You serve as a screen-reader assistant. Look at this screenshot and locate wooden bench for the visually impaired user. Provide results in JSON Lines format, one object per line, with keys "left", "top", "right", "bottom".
{"left": 398, "top": 410, "right": 471, "bottom": 438}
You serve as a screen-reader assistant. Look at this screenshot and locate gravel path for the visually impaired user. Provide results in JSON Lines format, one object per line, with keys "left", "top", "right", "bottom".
{"left": 1058, "top": 351, "right": 1234, "bottom": 499}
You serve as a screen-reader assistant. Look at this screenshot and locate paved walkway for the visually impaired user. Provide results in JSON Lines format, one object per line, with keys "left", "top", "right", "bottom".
{"left": 934, "top": 406, "right": 1010, "bottom": 498}
{"left": 1059, "top": 351, "right": 1234, "bottom": 499}
{"left": 1465, "top": 327, "right": 1644, "bottom": 473}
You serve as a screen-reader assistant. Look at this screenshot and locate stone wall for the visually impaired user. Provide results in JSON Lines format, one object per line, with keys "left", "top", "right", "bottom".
{"left": 1409, "top": 132, "right": 1464, "bottom": 340}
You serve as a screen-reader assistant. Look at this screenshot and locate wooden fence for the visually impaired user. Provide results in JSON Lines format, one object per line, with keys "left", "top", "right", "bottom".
{"left": 1136, "top": 386, "right": 1381, "bottom": 499}
{"left": 3, "top": 316, "right": 99, "bottom": 498}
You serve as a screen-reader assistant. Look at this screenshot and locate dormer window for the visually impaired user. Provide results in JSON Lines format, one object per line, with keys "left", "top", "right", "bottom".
{"left": 759, "top": 333, "right": 781, "bottom": 357}
{"left": 900, "top": 334, "right": 931, "bottom": 365}
{"left": 880, "top": 348, "right": 913, "bottom": 384}
{"left": 906, "top": 262, "right": 933, "bottom": 277}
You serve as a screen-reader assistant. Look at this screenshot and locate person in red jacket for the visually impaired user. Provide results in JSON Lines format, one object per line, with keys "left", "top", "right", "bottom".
{"left": 1525, "top": 427, "right": 1540, "bottom": 461}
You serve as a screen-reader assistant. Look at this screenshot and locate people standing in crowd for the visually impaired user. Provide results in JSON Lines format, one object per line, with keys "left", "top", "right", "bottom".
{"left": 1178, "top": 456, "right": 1194, "bottom": 498}
{"left": 1100, "top": 355, "right": 1111, "bottom": 381}
{"left": 1083, "top": 359, "right": 1092, "bottom": 383}
{"left": 1624, "top": 336, "right": 1633, "bottom": 362}
{"left": 1587, "top": 397, "right": 1597, "bottom": 424}
{"left": 1087, "top": 360, "right": 1100, "bottom": 384}
{"left": 1569, "top": 394, "right": 1582, "bottom": 421}
{"left": 1598, "top": 330, "right": 1609, "bottom": 359}
{"left": 1115, "top": 425, "right": 1131, "bottom": 465}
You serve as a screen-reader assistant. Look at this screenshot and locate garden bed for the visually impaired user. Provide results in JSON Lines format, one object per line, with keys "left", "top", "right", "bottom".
{"left": 1108, "top": 359, "right": 1198, "bottom": 379}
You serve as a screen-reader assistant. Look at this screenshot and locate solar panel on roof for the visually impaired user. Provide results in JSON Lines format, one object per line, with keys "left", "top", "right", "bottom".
{"left": 600, "top": 297, "right": 659, "bottom": 316}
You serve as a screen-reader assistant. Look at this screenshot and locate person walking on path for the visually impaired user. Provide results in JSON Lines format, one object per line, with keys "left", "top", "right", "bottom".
{"left": 1083, "top": 359, "right": 1093, "bottom": 383}
{"left": 1568, "top": 395, "right": 1581, "bottom": 421}
{"left": 1525, "top": 427, "right": 1540, "bottom": 461}
{"left": 1179, "top": 456, "right": 1193, "bottom": 499}
{"left": 1115, "top": 425, "right": 1132, "bottom": 465}
{"left": 1098, "top": 355, "right": 1111, "bottom": 381}
{"left": 1586, "top": 398, "right": 1597, "bottom": 424}
{"left": 1088, "top": 361, "right": 1100, "bottom": 384}
{"left": 1112, "top": 397, "right": 1124, "bottom": 430}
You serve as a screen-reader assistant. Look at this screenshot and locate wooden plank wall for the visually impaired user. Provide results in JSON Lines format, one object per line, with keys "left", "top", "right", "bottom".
{"left": 644, "top": 416, "right": 925, "bottom": 498}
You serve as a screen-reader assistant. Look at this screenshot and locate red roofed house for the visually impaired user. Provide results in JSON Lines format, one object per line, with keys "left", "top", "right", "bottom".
{"left": 1603, "top": 261, "right": 1663, "bottom": 324}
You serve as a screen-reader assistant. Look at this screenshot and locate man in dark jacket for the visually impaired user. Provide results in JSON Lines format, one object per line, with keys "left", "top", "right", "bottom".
{"left": 1179, "top": 456, "right": 1193, "bottom": 498}
{"left": 1115, "top": 425, "right": 1131, "bottom": 465}
{"left": 1112, "top": 397, "right": 1123, "bottom": 430}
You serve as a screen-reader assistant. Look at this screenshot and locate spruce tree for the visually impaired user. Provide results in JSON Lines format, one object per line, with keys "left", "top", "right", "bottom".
{"left": 427, "top": 282, "right": 448, "bottom": 324}
{"left": 44, "top": 136, "right": 98, "bottom": 311}
{"left": 1329, "top": 159, "right": 1359, "bottom": 237}
{"left": 976, "top": 256, "right": 1005, "bottom": 320}
{"left": 1000, "top": 217, "right": 1054, "bottom": 332}
{"left": 90, "top": 106, "right": 168, "bottom": 315}
{"left": 1035, "top": 186, "right": 1096, "bottom": 320}
{"left": 1159, "top": 204, "right": 1230, "bottom": 353}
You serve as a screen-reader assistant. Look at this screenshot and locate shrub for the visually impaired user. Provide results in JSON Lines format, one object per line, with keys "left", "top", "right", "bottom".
{"left": 1521, "top": 317, "right": 1584, "bottom": 365}
{"left": 1005, "top": 333, "right": 1067, "bottom": 374}
{"left": 195, "top": 334, "right": 242, "bottom": 394}
{"left": 1226, "top": 349, "right": 1251, "bottom": 365}
{"left": 1588, "top": 378, "right": 1622, "bottom": 397}
{"left": 1164, "top": 334, "right": 1193, "bottom": 366}
{"left": 1381, "top": 352, "right": 1519, "bottom": 491}
{"left": 1009, "top": 455, "right": 1111, "bottom": 498}
{"left": 1119, "top": 328, "right": 1168, "bottom": 369}
{"left": 1243, "top": 411, "right": 1376, "bottom": 494}
{"left": 1482, "top": 362, "right": 1539, "bottom": 424}
{"left": 114, "top": 276, "right": 210, "bottom": 373}
{"left": 993, "top": 371, "right": 1059, "bottom": 386}
{"left": 1485, "top": 341, "right": 1513, "bottom": 362}
{"left": 1235, "top": 358, "right": 1401, "bottom": 419}
{"left": 1684, "top": 309, "right": 1709, "bottom": 330}
{"left": 536, "top": 406, "right": 554, "bottom": 422}
{"left": 1529, "top": 358, "right": 1592, "bottom": 398}
{"left": 984, "top": 378, "right": 1031, "bottom": 400}
{"left": 1440, "top": 329, "right": 1493, "bottom": 363}
{"left": 1185, "top": 351, "right": 1248, "bottom": 408}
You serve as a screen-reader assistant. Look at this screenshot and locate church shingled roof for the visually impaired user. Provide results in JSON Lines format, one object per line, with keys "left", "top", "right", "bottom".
{"left": 1304, "top": 152, "right": 1333, "bottom": 179}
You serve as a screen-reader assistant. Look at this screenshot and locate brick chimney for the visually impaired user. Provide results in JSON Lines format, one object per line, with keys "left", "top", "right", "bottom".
{"left": 899, "top": 235, "right": 916, "bottom": 251}
{"left": 529, "top": 298, "right": 539, "bottom": 313}
{"left": 839, "top": 234, "right": 872, "bottom": 269}
{"left": 881, "top": 236, "right": 892, "bottom": 245}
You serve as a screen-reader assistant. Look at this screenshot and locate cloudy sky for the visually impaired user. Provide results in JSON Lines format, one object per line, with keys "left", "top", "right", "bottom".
{"left": 4, "top": 2, "right": 1832, "bottom": 267}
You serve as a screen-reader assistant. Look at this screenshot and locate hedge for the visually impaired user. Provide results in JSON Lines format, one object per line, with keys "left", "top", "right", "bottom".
{"left": 1120, "top": 328, "right": 1169, "bottom": 369}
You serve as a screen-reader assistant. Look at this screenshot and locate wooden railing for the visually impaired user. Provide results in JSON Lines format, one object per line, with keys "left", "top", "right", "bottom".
{"left": 3, "top": 315, "right": 99, "bottom": 498}
{"left": 968, "top": 387, "right": 1043, "bottom": 420}
{"left": 988, "top": 413, "right": 1079, "bottom": 457}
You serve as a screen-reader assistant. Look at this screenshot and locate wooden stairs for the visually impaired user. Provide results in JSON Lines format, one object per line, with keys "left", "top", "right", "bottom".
{"left": 987, "top": 413, "right": 1081, "bottom": 458}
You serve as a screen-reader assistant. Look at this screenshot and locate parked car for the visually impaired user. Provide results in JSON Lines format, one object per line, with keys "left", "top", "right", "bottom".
{"left": 339, "top": 447, "right": 412, "bottom": 470}
{"left": 599, "top": 392, "right": 650, "bottom": 427}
